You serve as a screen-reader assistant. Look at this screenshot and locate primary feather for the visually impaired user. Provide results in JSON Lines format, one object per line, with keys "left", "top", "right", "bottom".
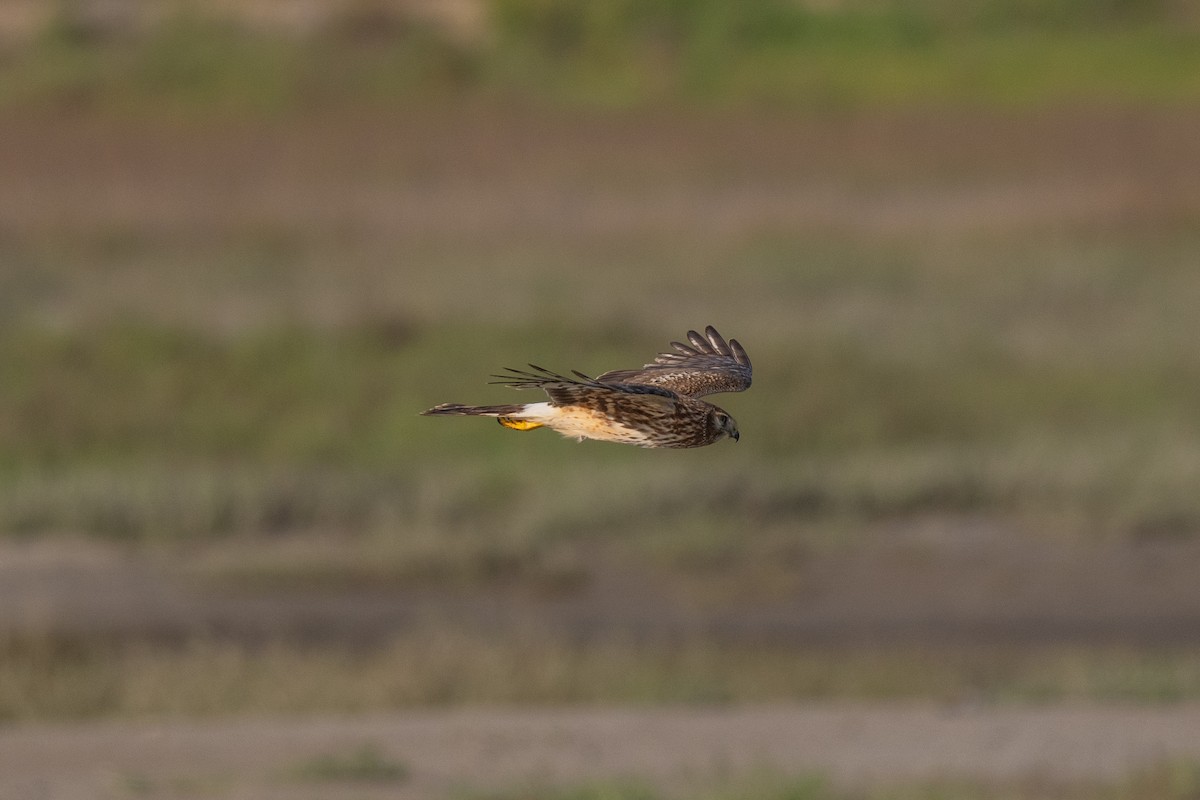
{"left": 595, "top": 325, "right": 752, "bottom": 398}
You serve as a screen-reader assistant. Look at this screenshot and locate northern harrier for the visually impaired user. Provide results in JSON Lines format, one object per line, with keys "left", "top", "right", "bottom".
{"left": 421, "top": 326, "right": 751, "bottom": 448}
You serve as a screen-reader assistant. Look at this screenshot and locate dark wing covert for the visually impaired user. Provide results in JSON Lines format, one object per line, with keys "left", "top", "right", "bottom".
{"left": 595, "top": 325, "right": 752, "bottom": 398}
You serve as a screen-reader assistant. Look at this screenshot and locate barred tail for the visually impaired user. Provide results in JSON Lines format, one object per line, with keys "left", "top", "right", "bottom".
{"left": 420, "top": 403, "right": 544, "bottom": 431}
{"left": 421, "top": 403, "right": 526, "bottom": 417}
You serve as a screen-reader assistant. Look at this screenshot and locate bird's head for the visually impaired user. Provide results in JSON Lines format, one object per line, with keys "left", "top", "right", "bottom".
{"left": 710, "top": 408, "right": 740, "bottom": 443}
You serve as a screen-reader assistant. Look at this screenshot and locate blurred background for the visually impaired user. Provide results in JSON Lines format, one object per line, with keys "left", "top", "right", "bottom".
{"left": 3, "top": 0, "right": 1200, "bottom": 798}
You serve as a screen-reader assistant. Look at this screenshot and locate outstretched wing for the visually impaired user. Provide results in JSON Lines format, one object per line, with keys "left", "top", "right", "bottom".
{"left": 491, "top": 365, "right": 681, "bottom": 407}
{"left": 595, "top": 325, "right": 752, "bottom": 398}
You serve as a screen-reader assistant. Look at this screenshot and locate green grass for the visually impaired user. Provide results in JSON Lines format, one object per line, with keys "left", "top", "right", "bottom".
{"left": 3, "top": 29, "right": 1200, "bottom": 720}
{"left": 2, "top": 180, "right": 1199, "bottom": 607}
{"left": 3, "top": 256, "right": 1200, "bottom": 550}
{"left": 3, "top": 1, "right": 1200, "bottom": 114}
{"left": 3, "top": 226, "right": 1200, "bottom": 576}
{"left": 3, "top": 202, "right": 1200, "bottom": 719}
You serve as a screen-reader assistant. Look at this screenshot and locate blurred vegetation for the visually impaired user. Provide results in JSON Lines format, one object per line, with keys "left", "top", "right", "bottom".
{"left": 2, "top": 0, "right": 1200, "bottom": 112}
{"left": 5, "top": 632, "right": 1200, "bottom": 720}
{"left": 3, "top": 231, "right": 1200, "bottom": 563}
{"left": 288, "top": 742, "right": 409, "bottom": 784}
{"left": 463, "top": 760, "right": 1200, "bottom": 800}
{"left": 3, "top": 0, "right": 1200, "bottom": 721}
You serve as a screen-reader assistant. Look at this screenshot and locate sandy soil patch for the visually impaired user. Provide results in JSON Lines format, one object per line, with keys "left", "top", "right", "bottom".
{"left": 3, "top": 705, "right": 1200, "bottom": 799}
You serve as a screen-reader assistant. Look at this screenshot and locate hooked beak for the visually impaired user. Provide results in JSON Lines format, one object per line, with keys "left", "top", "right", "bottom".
{"left": 731, "top": 430, "right": 740, "bottom": 442}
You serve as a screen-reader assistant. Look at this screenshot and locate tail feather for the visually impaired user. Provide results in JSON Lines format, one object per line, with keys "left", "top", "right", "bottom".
{"left": 421, "top": 403, "right": 527, "bottom": 417}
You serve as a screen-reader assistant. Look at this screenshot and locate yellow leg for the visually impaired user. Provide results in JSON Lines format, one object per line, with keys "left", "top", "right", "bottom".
{"left": 498, "top": 417, "right": 544, "bottom": 431}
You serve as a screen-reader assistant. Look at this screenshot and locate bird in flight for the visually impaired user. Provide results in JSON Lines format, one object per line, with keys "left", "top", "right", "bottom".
{"left": 421, "top": 325, "right": 751, "bottom": 448}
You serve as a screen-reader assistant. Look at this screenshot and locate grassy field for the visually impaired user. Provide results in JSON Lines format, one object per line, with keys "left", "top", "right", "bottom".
{"left": 4, "top": 108, "right": 1200, "bottom": 717}
{"left": 3, "top": 0, "right": 1200, "bottom": 112}
{"left": 2, "top": 0, "right": 1200, "bottom": 732}
{"left": 7, "top": 633, "right": 1200, "bottom": 720}
{"left": 4, "top": 229, "right": 1200, "bottom": 552}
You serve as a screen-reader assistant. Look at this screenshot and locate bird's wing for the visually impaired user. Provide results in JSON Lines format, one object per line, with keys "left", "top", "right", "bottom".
{"left": 491, "top": 365, "right": 681, "bottom": 408}
{"left": 595, "top": 325, "right": 752, "bottom": 398}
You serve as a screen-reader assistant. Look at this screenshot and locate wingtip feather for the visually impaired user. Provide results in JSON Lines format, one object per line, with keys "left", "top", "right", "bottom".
{"left": 703, "top": 325, "right": 731, "bottom": 355}
{"left": 729, "top": 337, "right": 750, "bottom": 366}
{"left": 686, "top": 330, "right": 709, "bottom": 350}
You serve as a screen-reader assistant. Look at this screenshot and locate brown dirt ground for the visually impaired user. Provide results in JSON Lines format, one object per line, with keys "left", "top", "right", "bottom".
{"left": 4, "top": 105, "right": 1198, "bottom": 336}
{"left": 5, "top": 519, "right": 1200, "bottom": 648}
{"left": 4, "top": 705, "right": 1200, "bottom": 799}
{"left": 5, "top": 107, "right": 1199, "bottom": 240}
{"left": 4, "top": 532, "right": 1200, "bottom": 798}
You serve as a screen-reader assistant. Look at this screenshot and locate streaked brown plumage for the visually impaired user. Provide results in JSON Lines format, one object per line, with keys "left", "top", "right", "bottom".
{"left": 421, "top": 325, "right": 751, "bottom": 449}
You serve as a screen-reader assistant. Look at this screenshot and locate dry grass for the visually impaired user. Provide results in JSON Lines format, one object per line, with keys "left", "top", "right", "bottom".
{"left": 5, "top": 630, "right": 1200, "bottom": 721}
{"left": 2, "top": 19, "right": 1200, "bottom": 720}
{"left": 3, "top": 110, "right": 1200, "bottom": 720}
